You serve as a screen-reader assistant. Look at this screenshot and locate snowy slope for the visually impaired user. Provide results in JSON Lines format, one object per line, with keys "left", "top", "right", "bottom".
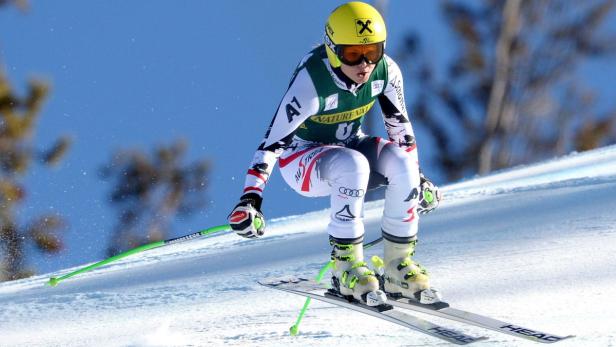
{"left": 2, "top": 147, "right": 616, "bottom": 347}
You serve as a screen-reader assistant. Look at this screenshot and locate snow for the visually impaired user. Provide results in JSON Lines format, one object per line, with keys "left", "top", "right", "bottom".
{"left": 2, "top": 146, "right": 616, "bottom": 346}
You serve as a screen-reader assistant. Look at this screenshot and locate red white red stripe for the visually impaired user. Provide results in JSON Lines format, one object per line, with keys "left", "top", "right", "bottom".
{"left": 247, "top": 169, "right": 268, "bottom": 183}
{"left": 243, "top": 186, "right": 263, "bottom": 194}
{"left": 279, "top": 147, "right": 315, "bottom": 168}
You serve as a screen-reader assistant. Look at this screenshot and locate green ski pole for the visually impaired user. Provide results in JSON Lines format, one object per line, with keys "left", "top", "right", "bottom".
{"left": 47, "top": 224, "right": 231, "bottom": 287}
{"left": 289, "top": 260, "right": 333, "bottom": 336}
{"left": 289, "top": 236, "right": 384, "bottom": 336}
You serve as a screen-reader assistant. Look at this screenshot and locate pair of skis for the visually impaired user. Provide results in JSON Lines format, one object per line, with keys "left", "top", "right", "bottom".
{"left": 259, "top": 276, "right": 574, "bottom": 345}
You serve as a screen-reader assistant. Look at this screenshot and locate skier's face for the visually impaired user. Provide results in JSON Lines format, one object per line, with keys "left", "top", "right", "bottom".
{"left": 340, "top": 60, "right": 375, "bottom": 84}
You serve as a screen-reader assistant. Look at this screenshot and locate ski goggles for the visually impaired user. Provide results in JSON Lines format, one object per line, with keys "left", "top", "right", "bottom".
{"left": 335, "top": 42, "right": 384, "bottom": 66}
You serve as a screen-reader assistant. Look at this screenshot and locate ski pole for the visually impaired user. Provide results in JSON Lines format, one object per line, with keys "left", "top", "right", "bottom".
{"left": 289, "top": 236, "right": 384, "bottom": 336}
{"left": 47, "top": 224, "right": 231, "bottom": 287}
{"left": 289, "top": 260, "right": 333, "bottom": 336}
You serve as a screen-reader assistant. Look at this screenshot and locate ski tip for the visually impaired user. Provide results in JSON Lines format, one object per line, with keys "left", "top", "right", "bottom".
{"left": 532, "top": 334, "right": 575, "bottom": 344}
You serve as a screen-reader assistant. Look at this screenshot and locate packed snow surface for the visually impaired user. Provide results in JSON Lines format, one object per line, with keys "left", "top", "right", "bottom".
{"left": 2, "top": 146, "right": 616, "bottom": 346}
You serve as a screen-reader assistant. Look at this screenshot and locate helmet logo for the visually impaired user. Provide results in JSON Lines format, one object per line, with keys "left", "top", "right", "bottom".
{"left": 355, "top": 19, "right": 374, "bottom": 36}
{"left": 326, "top": 23, "right": 334, "bottom": 36}
{"left": 324, "top": 33, "right": 337, "bottom": 51}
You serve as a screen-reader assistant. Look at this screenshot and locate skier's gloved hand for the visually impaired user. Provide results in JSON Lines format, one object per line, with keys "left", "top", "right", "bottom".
{"left": 417, "top": 173, "right": 442, "bottom": 215}
{"left": 228, "top": 193, "right": 266, "bottom": 238}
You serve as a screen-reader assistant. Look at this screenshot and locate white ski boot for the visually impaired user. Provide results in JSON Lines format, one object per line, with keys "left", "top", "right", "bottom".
{"left": 330, "top": 236, "right": 386, "bottom": 306}
{"left": 375, "top": 234, "right": 442, "bottom": 304}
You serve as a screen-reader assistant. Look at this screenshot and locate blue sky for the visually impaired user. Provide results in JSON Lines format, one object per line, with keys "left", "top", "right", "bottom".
{"left": 1, "top": 1, "right": 614, "bottom": 274}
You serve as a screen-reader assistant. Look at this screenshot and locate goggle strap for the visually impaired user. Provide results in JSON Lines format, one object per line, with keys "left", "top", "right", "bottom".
{"left": 324, "top": 33, "right": 337, "bottom": 53}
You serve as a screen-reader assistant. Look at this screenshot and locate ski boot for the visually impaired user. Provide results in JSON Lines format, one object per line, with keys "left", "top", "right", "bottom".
{"left": 372, "top": 233, "right": 441, "bottom": 304}
{"left": 330, "top": 236, "right": 386, "bottom": 306}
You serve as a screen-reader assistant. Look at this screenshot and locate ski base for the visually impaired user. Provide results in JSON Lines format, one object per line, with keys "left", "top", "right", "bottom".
{"left": 259, "top": 277, "right": 488, "bottom": 345}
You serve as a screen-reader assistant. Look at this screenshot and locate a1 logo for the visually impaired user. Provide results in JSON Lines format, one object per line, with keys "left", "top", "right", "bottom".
{"left": 286, "top": 97, "right": 302, "bottom": 122}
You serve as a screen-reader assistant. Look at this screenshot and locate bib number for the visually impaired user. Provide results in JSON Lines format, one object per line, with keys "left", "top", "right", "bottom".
{"left": 335, "top": 122, "right": 354, "bottom": 141}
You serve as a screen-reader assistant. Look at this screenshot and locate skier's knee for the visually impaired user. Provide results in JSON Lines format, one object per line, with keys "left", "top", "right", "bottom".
{"left": 379, "top": 147, "right": 419, "bottom": 183}
{"left": 344, "top": 149, "right": 370, "bottom": 177}
{"left": 330, "top": 149, "right": 370, "bottom": 183}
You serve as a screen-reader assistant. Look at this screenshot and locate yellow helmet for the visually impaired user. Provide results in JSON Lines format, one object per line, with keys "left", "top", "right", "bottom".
{"left": 324, "top": 2, "right": 387, "bottom": 68}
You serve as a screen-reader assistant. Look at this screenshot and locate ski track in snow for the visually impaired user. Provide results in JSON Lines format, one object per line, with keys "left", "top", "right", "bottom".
{"left": 2, "top": 146, "right": 616, "bottom": 346}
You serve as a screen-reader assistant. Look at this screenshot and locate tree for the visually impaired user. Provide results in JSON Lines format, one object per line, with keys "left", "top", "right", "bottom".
{"left": 100, "top": 140, "right": 210, "bottom": 256}
{"left": 398, "top": 0, "right": 616, "bottom": 181}
{"left": 1, "top": 1, "right": 71, "bottom": 280}
{"left": 0, "top": 0, "right": 28, "bottom": 11}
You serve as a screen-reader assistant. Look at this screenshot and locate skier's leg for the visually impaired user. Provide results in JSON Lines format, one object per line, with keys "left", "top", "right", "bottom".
{"left": 351, "top": 137, "right": 438, "bottom": 302}
{"left": 279, "top": 143, "right": 380, "bottom": 303}
{"left": 349, "top": 136, "right": 421, "bottom": 237}
{"left": 318, "top": 148, "right": 382, "bottom": 303}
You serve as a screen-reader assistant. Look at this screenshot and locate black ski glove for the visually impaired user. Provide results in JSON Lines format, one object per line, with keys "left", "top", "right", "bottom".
{"left": 228, "top": 193, "right": 266, "bottom": 238}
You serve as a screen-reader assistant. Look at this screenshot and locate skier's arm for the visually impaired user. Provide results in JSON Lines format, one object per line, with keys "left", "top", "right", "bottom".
{"left": 242, "top": 68, "right": 320, "bottom": 202}
{"left": 378, "top": 55, "right": 419, "bottom": 165}
{"left": 229, "top": 67, "right": 319, "bottom": 237}
{"left": 378, "top": 56, "right": 442, "bottom": 213}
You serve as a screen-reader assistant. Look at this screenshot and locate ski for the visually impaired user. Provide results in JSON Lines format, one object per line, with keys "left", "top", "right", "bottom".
{"left": 386, "top": 295, "right": 575, "bottom": 344}
{"left": 259, "top": 277, "right": 488, "bottom": 345}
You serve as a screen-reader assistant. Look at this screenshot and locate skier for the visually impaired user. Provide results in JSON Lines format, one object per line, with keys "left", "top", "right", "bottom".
{"left": 228, "top": 1, "right": 442, "bottom": 305}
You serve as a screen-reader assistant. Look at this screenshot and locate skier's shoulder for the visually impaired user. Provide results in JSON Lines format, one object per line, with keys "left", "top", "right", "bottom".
{"left": 382, "top": 54, "right": 403, "bottom": 76}
{"left": 383, "top": 53, "right": 397, "bottom": 65}
{"left": 275, "top": 47, "right": 322, "bottom": 117}
{"left": 287, "top": 45, "right": 328, "bottom": 92}
{"left": 299, "top": 45, "right": 328, "bottom": 68}
{"left": 290, "top": 45, "right": 327, "bottom": 78}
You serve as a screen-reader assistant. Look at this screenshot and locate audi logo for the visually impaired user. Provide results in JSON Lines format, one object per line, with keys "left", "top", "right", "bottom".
{"left": 338, "top": 187, "right": 365, "bottom": 197}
